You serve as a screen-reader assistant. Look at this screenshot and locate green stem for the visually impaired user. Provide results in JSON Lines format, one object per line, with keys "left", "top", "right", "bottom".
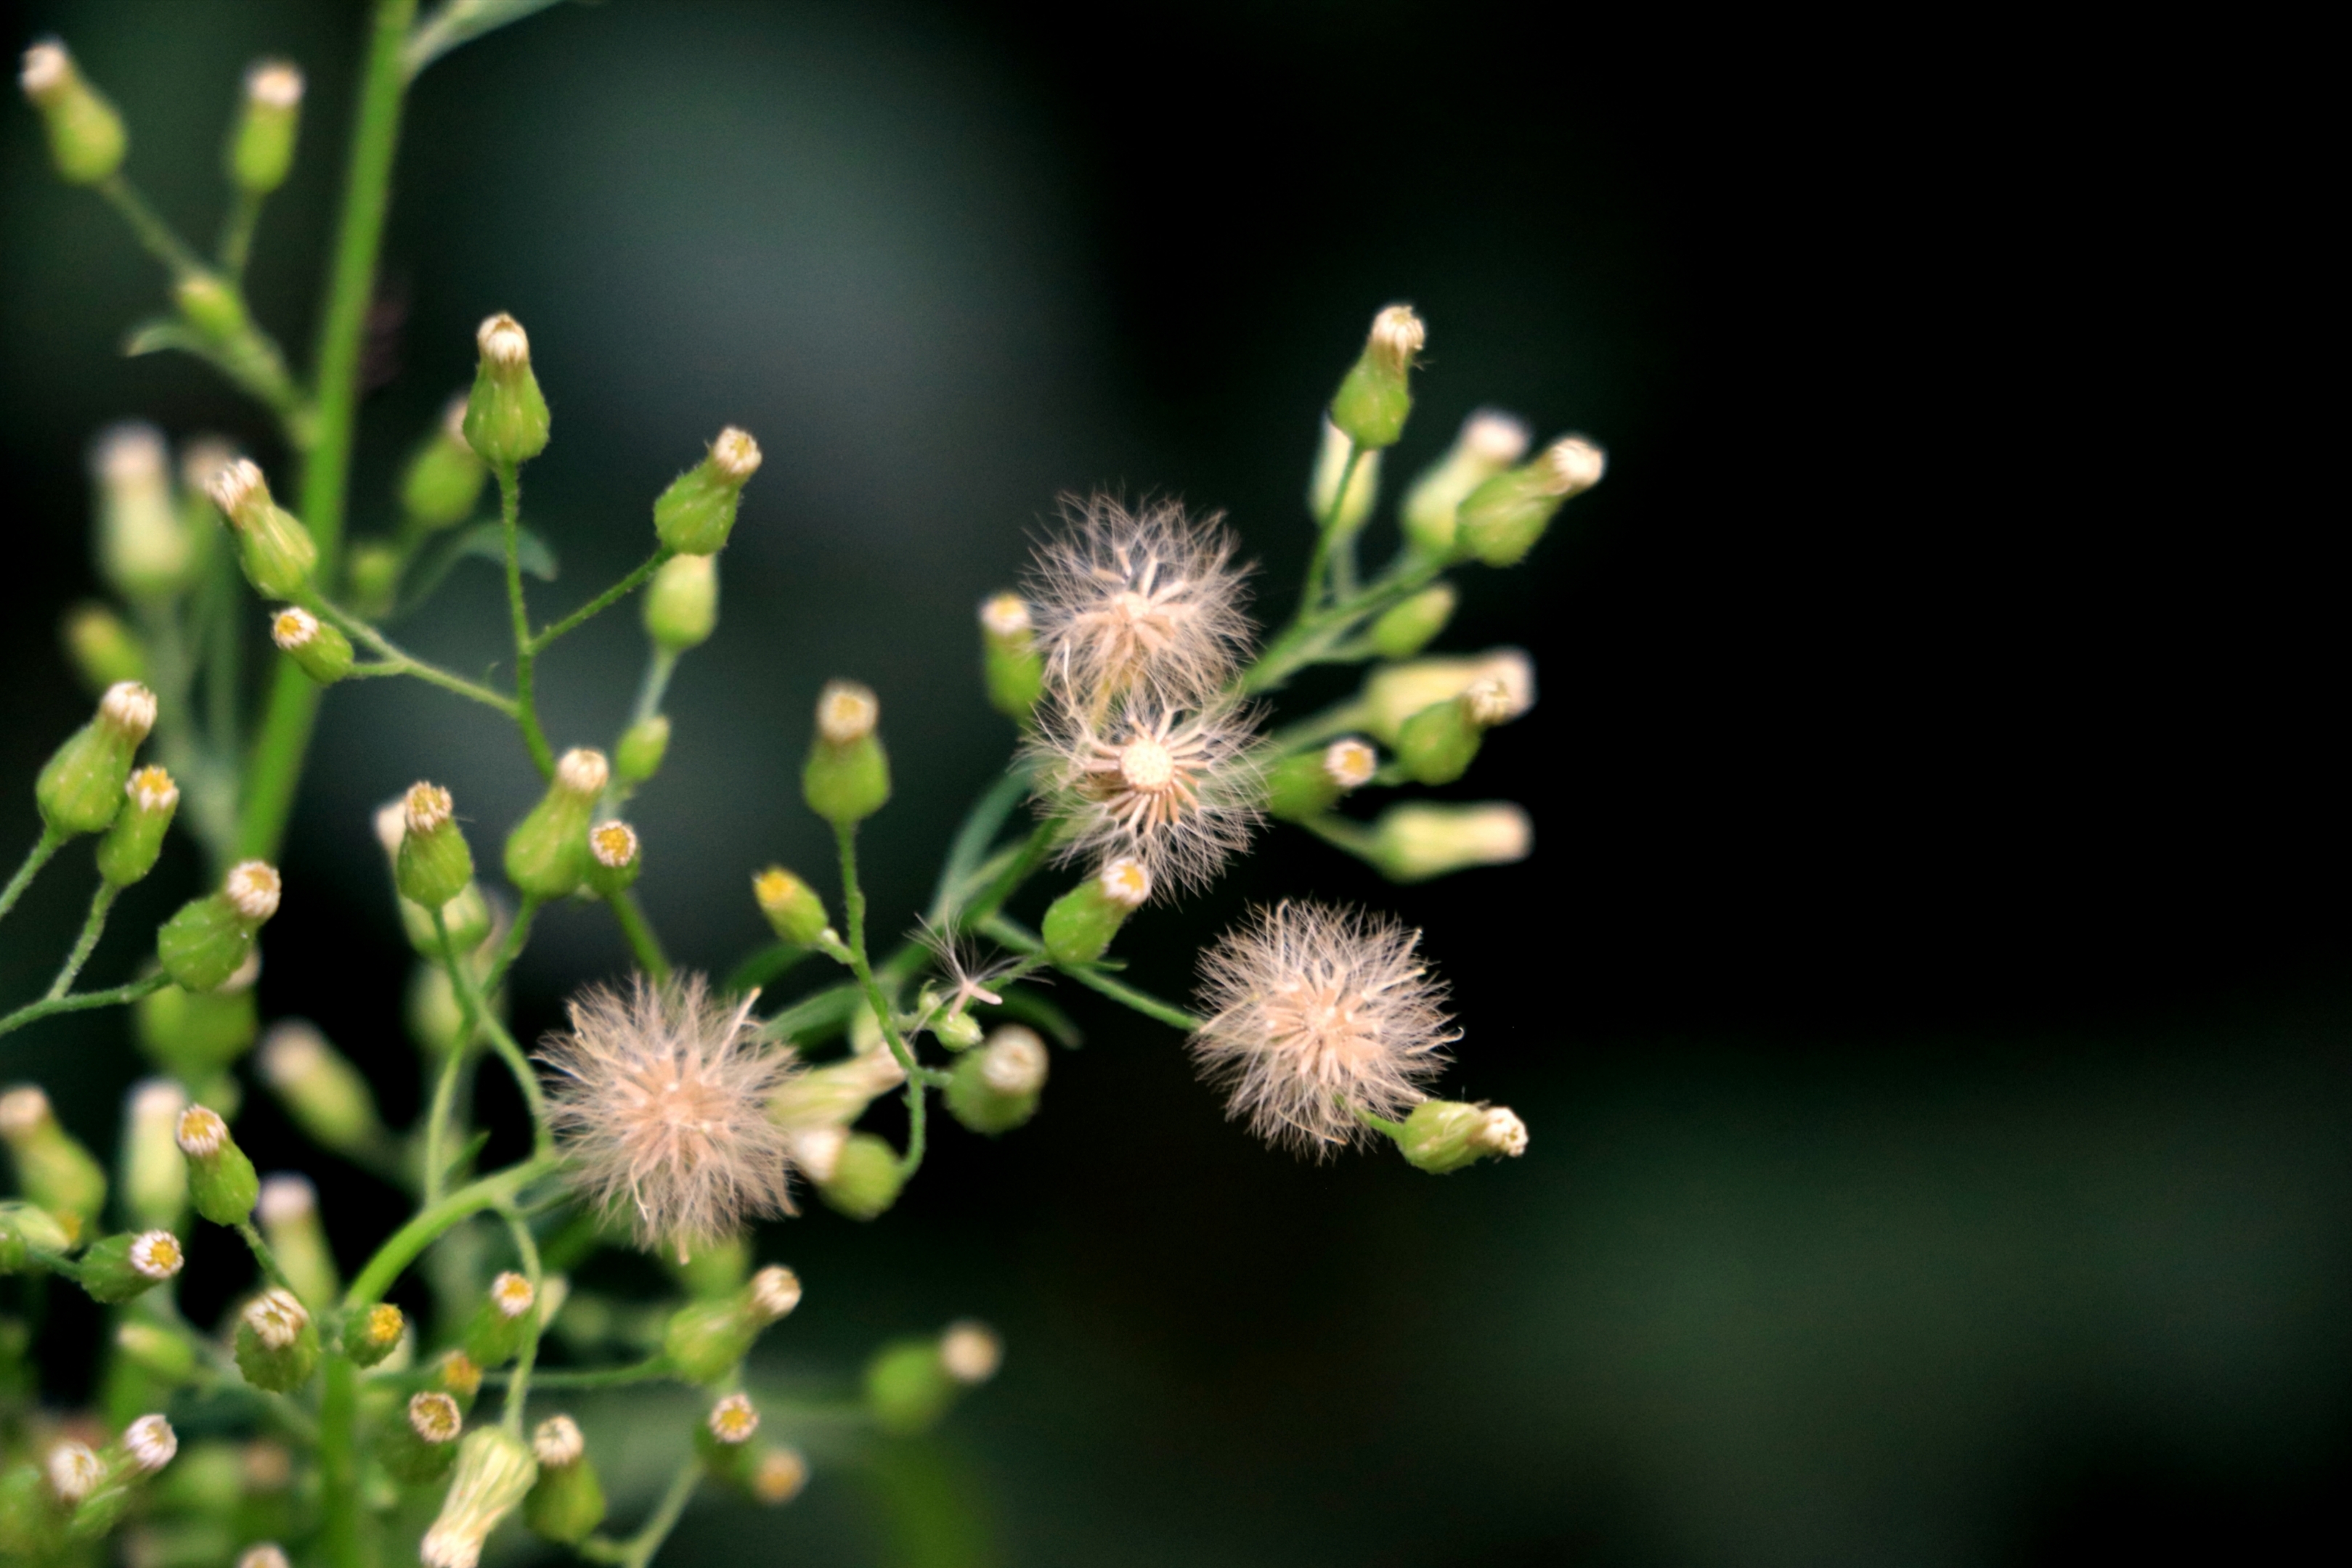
{"left": 425, "top": 907, "right": 484, "bottom": 1204}
{"left": 0, "top": 828, "right": 65, "bottom": 923}
{"left": 44, "top": 882, "right": 121, "bottom": 1000}
{"left": 311, "top": 594, "right": 519, "bottom": 716}
{"left": 235, "top": 0, "right": 421, "bottom": 866}
{"left": 1242, "top": 560, "right": 1441, "bottom": 695}
{"left": 1297, "top": 441, "right": 1364, "bottom": 619}
{"left": 497, "top": 465, "right": 556, "bottom": 777}
{"left": 980, "top": 915, "right": 1202, "bottom": 1030}
{"left": 495, "top": 1202, "right": 543, "bottom": 1433}
{"left": 582, "top": 1457, "right": 703, "bottom": 1568}
{"left": 530, "top": 550, "right": 670, "bottom": 654}
{"left": 219, "top": 188, "right": 264, "bottom": 279}
{"left": 834, "top": 822, "right": 929, "bottom": 1177}
{"left": 96, "top": 174, "right": 206, "bottom": 277}
{"left": 0, "top": 971, "right": 171, "bottom": 1041}
{"left": 343, "top": 1153, "right": 561, "bottom": 1310}
{"left": 606, "top": 890, "right": 672, "bottom": 984}
{"left": 480, "top": 894, "right": 541, "bottom": 997}
{"left": 1297, "top": 812, "right": 1380, "bottom": 860}
{"left": 234, "top": 1219, "right": 302, "bottom": 1298}
{"left": 926, "top": 760, "right": 1035, "bottom": 924}
{"left": 319, "top": 1355, "right": 362, "bottom": 1568}
{"left": 482, "top": 1356, "right": 670, "bottom": 1390}
{"left": 436, "top": 908, "right": 552, "bottom": 1156}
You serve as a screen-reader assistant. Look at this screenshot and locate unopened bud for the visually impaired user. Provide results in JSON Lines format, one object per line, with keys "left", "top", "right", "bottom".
{"left": 1455, "top": 435, "right": 1606, "bottom": 567}
{"left": 749, "top": 1446, "right": 809, "bottom": 1506}
{"left": 1266, "top": 738, "right": 1380, "bottom": 822}
{"left": 1370, "top": 582, "right": 1457, "bottom": 659}
{"left": 1040, "top": 858, "right": 1149, "bottom": 964}
{"left": 1362, "top": 649, "right": 1534, "bottom": 744}
{"left": 396, "top": 782, "right": 475, "bottom": 910}
{"left": 864, "top": 1322, "right": 998, "bottom": 1437}
{"left": 256, "top": 1173, "right": 337, "bottom": 1309}
{"left": 1327, "top": 304, "right": 1424, "bottom": 449}
{"left": 1400, "top": 409, "right": 1531, "bottom": 557}
{"left": 157, "top": 861, "right": 280, "bottom": 992}
{"left": 35, "top": 681, "right": 157, "bottom": 836}
{"left": 20, "top": 40, "right": 126, "bottom": 184}
{"left": 97, "top": 764, "right": 179, "bottom": 886}
{"left": 803, "top": 682, "right": 890, "bottom": 825}
{"left": 945, "top": 1026, "right": 1047, "bottom": 1135}
{"left": 402, "top": 394, "right": 489, "bottom": 528}
{"left": 206, "top": 458, "right": 317, "bottom": 597}
{"left": 227, "top": 60, "right": 303, "bottom": 195}
{"left": 1309, "top": 415, "right": 1381, "bottom": 532}
{"left": 503, "top": 750, "right": 606, "bottom": 898}
{"left": 661, "top": 1264, "right": 804, "bottom": 1384}
{"left": 174, "top": 1103, "right": 259, "bottom": 1224}
{"left": 462, "top": 314, "right": 551, "bottom": 465}
{"left": 380, "top": 1389, "right": 463, "bottom": 1485}
{"left": 116, "top": 1320, "right": 198, "bottom": 1383}
{"left": 75, "top": 1227, "right": 184, "bottom": 1303}
{"left": 343, "top": 1302, "right": 405, "bottom": 1368}
{"left": 814, "top": 1131, "right": 904, "bottom": 1221}
{"left": 121, "top": 1078, "right": 188, "bottom": 1228}
{"left": 93, "top": 422, "right": 195, "bottom": 597}
{"left": 62, "top": 601, "right": 149, "bottom": 690}
{"left": 258, "top": 1020, "right": 384, "bottom": 1158}
{"left": 421, "top": 1428, "right": 539, "bottom": 1568}
{"left": 752, "top": 867, "right": 829, "bottom": 947}
{"left": 1396, "top": 1098, "right": 1529, "bottom": 1172}
{"left": 524, "top": 1416, "right": 606, "bottom": 1543}
{"left": 652, "top": 427, "right": 761, "bottom": 555}
{"left": 233, "top": 1288, "right": 319, "bottom": 1391}
{"left": 979, "top": 592, "right": 1045, "bottom": 719}
{"left": 463, "top": 1270, "right": 537, "bottom": 1368}
{"left": 1, "top": 1085, "right": 109, "bottom": 1233}
{"left": 269, "top": 605, "right": 353, "bottom": 685}
{"left": 615, "top": 714, "right": 671, "bottom": 785}
{"left": 1370, "top": 801, "right": 1532, "bottom": 883}
{"left": 643, "top": 552, "right": 717, "bottom": 650}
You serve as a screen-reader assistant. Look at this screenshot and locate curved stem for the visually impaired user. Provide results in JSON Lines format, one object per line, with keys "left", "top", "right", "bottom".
{"left": 530, "top": 550, "right": 670, "bottom": 654}
{"left": 480, "top": 894, "right": 542, "bottom": 997}
{"left": 343, "top": 1153, "right": 560, "bottom": 1310}
{"left": 235, "top": 1218, "right": 302, "bottom": 1298}
{"left": 482, "top": 1355, "right": 670, "bottom": 1390}
{"left": 496, "top": 464, "right": 556, "bottom": 777}
{"left": 219, "top": 188, "right": 265, "bottom": 279}
{"left": 605, "top": 890, "right": 672, "bottom": 984}
{"left": 311, "top": 593, "right": 518, "bottom": 715}
{"left": 582, "top": 1456, "right": 703, "bottom": 1568}
{"left": 495, "top": 1201, "right": 543, "bottom": 1433}
{"left": 980, "top": 914, "right": 1202, "bottom": 1030}
{"left": 42, "top": 882, "right": 118, "bottom": 1000}
{"left": 833, "top": 822, "right": 929, "bottom": 1177}
{"left": 436, "top": 907, "right": 551, "bottom": 1156}
{"left": 1296, "top": 440, "right": 1363, "bottom": 619}
{"left": 0, "top": 971, "right": 171, "bottom": 1042}
{"left": 0, "top": 828, "right": 65, "bottom": 923}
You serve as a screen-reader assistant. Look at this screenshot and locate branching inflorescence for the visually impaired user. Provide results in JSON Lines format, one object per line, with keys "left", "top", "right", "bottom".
{"left": 1, "top": 7, "right": 1601, "bottom": 1566}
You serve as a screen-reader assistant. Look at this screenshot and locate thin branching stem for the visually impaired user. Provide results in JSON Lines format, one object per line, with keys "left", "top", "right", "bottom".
{"left": 482, "top": 1355, "right": 671, "bottom": 1390}
{"left": 981, "top": 915, "right": 1203, "bottom": 1030}
{"left": 834, "top": 822, "right": 930, "bottom": 1177}
{"left": 530, "top": 549, "right": 670, "bottom": 653}
{"left": 96, "top": 173, "right": 207, "bottom": 277}
{"left": 0, "top": 971, "right": 171, "bottom": 1042}
{"left": 235, "top": 1219, "right": 303, "bottom": 1299}
{"left": 606, "top": 890, "right": 672, "bottom": 984}
{"left": 0, "top": 828, "right": 64, "bottom": 924}
{"left": 496, "top": 464, "right": 556, "bottom": 777}
{"left": 495, "top": 1201, "right": 543, "bottom": 1432}
{"left": 309, "top": 593, "right": 520, "bottom": 716}
{"left": 42, "top": 883, "right": 118, "bottom": 1000}
{"left": 580, "top": 1456, "right": 704, "bottom": 1568}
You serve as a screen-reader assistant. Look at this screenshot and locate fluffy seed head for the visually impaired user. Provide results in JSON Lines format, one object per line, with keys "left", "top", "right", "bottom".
{"left": 176, "top": 1104, "right": 227, "bottom": 1156}
{"left": 980, "top": 592, "right": 1031, "bottom": 638}
{"left": 1097, "top": 856, "right": 1151, "bottom": 909}
{"left": 102, "top": 679, "right": 160, "bottom": 740}
{"left": 1367, "top": 303, "right": 1427, "bottom": 372}
{"left": 238, "top": 1548, "right": 292, "bottom": 1568}
{"left": 1323, "top": 738, "right": 1378, "bottom": 789}
{"left": 244, "top": 1288, "right": 309, "bottom": 1349}
{"left": 1190, "top": 901, "right": 1457, "bottom": 1156}
{"left": 1543, "top": 435, "right": 1607, "bottom": 495}
{"left": 709, "top": 1393, "right": 760, "bottom": 1444}
{"left": 0, "top": 1086, "right": 51, "bottom": 1138}
{"left": 1463, "top": 409, "right": 1532, "bottom": 465}
{"left": 208, "top": 457, "right": 268, "bottom": 522}
{"left": 532, "top": 1415, "right": 583, "bottom": 1467}
{"left": 752, "top": 1446, "right": 810, "bottom": 1505}
{"left": 126, "top": 764, "right": 179, "bottom": 814}
{"left": 815, "top": 681, "right": 878, "bottom": 744}
{"left": 20, "top": 42, "right": 69, "bottom": 98}
{"left": 476, "top": 313, "right": 531, "bottom": 368}
{"left": 940, "top": 1321, "right": 1001, "bottom": 1384}
{"left": 1026, "top": 497, "right": 1253, "bottom": 709}
{"left": 269, "top": 608, "right": 320, "bottom": 650}
{"left": 750, "top": 1265, "right": 802, "bottom": 1321}
{"left": 490, "top": 1270, "right": 535, "bottom": 1319}
{"left": 130, "top": 1230, "right": 184, "bottom": 1280}
{"left": 979, "top": 1027, "right": 1049, "bottom": 1096}
{"left": 1040, "top": 699, "right": 1263, "bottom": 897}
{"left": 710, "top": 426, "right": 762, "bottom": 480}
{"left": 540, "top": 973, "right": 799, "bottom": 1260}
{"left": 555, "top": 747, "right": 609, "bottom": 796}
{"left": 46, "top": 1441, "right": 102, "bottom": 1502}
{"left": 590, "top": 820, "right": 638, "bottom": 870}
{"left": 410, "top": 1391, "right": 463, "bottom": 1443}
{"left": 124, "top": 1413, "right": 178, "bottom": 1471}
{"left": 225, "top": 859, "right": 282, "bottom": 922}
{"left": 245, "top": 60, "right": 303, "bottom": 107}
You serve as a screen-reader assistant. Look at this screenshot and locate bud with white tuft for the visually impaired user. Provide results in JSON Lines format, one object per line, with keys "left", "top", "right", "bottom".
{"left": 803, "top": 682, "right": 891, "bottom": 825}
{"left": 121, "top": 1079, "right": 188, "bottom": 1228}
{"left": 662, "top": 1263, "right": 805, "bottom": 1384}
{"left": 1362, "top": 649, "right": 1535, "bottom": 745}
{"left": 1455, "top": 433, "right": 1607, "bottom": 568}
{"left": 653, "top": 427, "right": 762, "bottom": 555}
{"left": 0, "top": 1084, "right": 108, "bottom": 1237}
{"left": 1395, "top": 1098, "right": 1530, "bottom": 1172}
{"left": 946, "top": 1026, "right": 1049, "bottom": 1136}
{"left": 233, "top": 1287, "right": 319, "bottom": 1391}
{"left": 380, "top": 1389, "right": 464, "bottom": 1485}
{"left": 115, "top": 1413, "right": 179, "bottom": 1474}
{"left": 46, "top": 1440, "right": 104, "bottom": 1504}
{"left": 865, "top": 1320, "right": 1002, "bottom": 1437}
{"left": 259, "top": 1019, "right": 386, "bottom": 1160}
{"left": 1266, "top": 736, "right": 1381, "bottom": 822}
{"left": 1401, "top": 409, "right": 1532, "bottom": 558}
{"left": 1370, "top": 799, "right": 1534, "bottom": 883}
{"left": 269, "top": 605, "right": 352, "bottom": 685}
{"left": 643, "top": 552, "right": 718, "bottom": 651}
{"left": 97, "top": 764, "right": 179, "bottom": 887}
{"left": 92, "top": 422, "right": 196, "bottom": 597}
{"left": 20, "top": 40, "right": 124, "bottom": 184}
{"left": 464, "top": 1271, "right": 539, "bottom": 1368}
{"left": 504, "top": 748, "right": 609, "bottom": 898}
{"left": 1328, "top": 303, "right": 1426, "bottom": 449}
{"left": 752, "top": 865, "right": 831, "bottom": 947}
{"left": 74, "top": 1226, "right": 184, "bottom": 1303}
{"left": 461, "top": 313, "right": 551, "bottom": 465}
{"left": 35, "top": 681, "right": 157, "bottom": 836}
{"left": 205, "top": 457, "right": 317, "bottom": 597}
{"left": 1040, "top": 855, "right": 1151, "bottom": 965}
{"left": 979, "top": 592, "right": 1046, "bottom": 719}
{"left": 693, "top": 1394, "right": 762, "bottom": 1485}
{"left": 396, "top": 782, "right": 475, "bottom": 911}
{"left": 175, "top": 1103, "right": 259, "bottom": 1224}
{"left": 156, "top": 860, "right": 280, "bottom": 993}
{"left": 343, "top": 1300, "right": 406, "bottom": 1368}
{"left": 524, "top": 1414, "right": 606, "bottom": 1543}
{"left": 256, "top": 1173, "right": 338, "bottom": 1310}
{"left": 227, "top": 60, "right": 303, "bottom": 195}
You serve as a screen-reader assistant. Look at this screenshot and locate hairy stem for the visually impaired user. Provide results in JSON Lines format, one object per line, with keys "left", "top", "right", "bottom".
{"left": 312, "top": 593, "right": 519, "bottom": 715}
{"left": 235, "top": 1219, "right": 303, "bottom": 1299}
{"left": 606, "top": 890, "right": 672, "bottom": 984}
{"left": 834, "top": 822, "right": 929, "bottom": 1177}
{"left": 497, "top": 464, "right": 556, "bottom": 777}
{"left": 43, "top": 882, "right": 121, "bottom": 1000}
{"left": 980, "top": 915, "right": 1203, "bottom": 1029}
{"left": 343, "top": 1153, "right": 561, "bottom": 1310}
{"left": 0, "top": 828, "right": 65, "bottom": 923}
{"left": 0, "top": 971, "right": 171, "bottom": 1042}
{"left": 531, "top": 550, "right": 670, "bottom": 654}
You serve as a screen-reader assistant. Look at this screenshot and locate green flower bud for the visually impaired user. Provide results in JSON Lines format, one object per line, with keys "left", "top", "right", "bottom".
{"left": 381, "top": 1391, "right": 462, "bottom": 1485}
{"left": 206, "top": 459, "right": 317, "bottom": 598}
{"left": 1454, "top": 435, "right": 1606, "bottom": 567}
{"left": 1400, "top": 410, "right": 1531, "bottom": 558}
{"left": 173, "top": 1105, "right": 259, "bottom": 1226}
{"left": 0, "top": 1462, "right": 62, "bottom": 1560}
{"left": 1327, "top": 304, "right": 1425, "bottom": 450}
{"left": 75, "top": 1228, "right": 184, "bottom": 1304}
{"left": 174, "top": 271, "right": 247, "bottom": 341}
{"left": 97, "top": 765, "right": 179, "bottom": 886}
{"left": 930, "top": 1001, "right": 984, "bottom": 1051}
{"left": 19, "top": 41, "right": 126, "bottom": 184}
{"left": 266, "top": 606, "right": 351, "bottom": 685}
{"left": 524, "top": 1417, "right": 606, "bottom": 1544}
{"left": 978, "top": 594, "right": 1044, "bottom": 719}
{"left": 394, "top": 783, "right": 474, "bottom": 910}
{"left": 226, "top": 61, "right": 301, "bottom": 196}
{"left": 36, "top": 681, "right": 155, "bottom": 836}
{"left": 343, "top": 1302, "right": 406, "bottom": 1368}
{"left": 420, "top": 1428, "right": 537, "bottom": 1568}
{"left": 115, "top": 1321, "right": 198, "bottom": 1384}
{"left": 581, "top": 820, "right": 642, "bottom": 898}
{"left": 802, "top": 682, "right": 890, "bottom": 826}
{"left": 0, "top": 1200, "right": 72, "bottom": 1273}
{"left": 693, "top": 1394, "right": 762, "bottom": 1482}
{"left": 1395, "top": 675, "right": 1519, "bottom": 785}
{"left": 157, "top": 861, "right": 280, "bottom": 993}
{"left": 463, "top": 1270, "right": 539, "bottom": 1368}
{"left": 1396, "top": 1098, "right": 1529, "bottom": 1172}
{"left": 1308, "top": 415, "right": 1380, "bottom": 531}
{"left": 402, "top": 395, "right": 489, "bottom": 528}
{"left": 651, "top": 428, "right": 761, "bottom": 555}
{"left": 1041, "top": 858, "right": 1151, "bottom": 964}
{"left": 92, "top": 424, "right": 196, "bottom": 598}
{"left": 1370, "top": 801, "right": 1533, "bottom": 883}
{"left": 615, "top": 715, "right": 670, "bottom": 785}
{"left": 62, "top": 603, "right": 149, "bottom": 691}
{"left": 0, "top": 1087, "right": 108, "bottom": 1237}
{"left": 1370, "top": 582, "right": 1458, "bottom": 659}
{"left": 257, "top": 1021, "right": 383, "bottom": 1161}
{"left": 664, "top": 1233, "right": 750, "bottom": 1298}
{"left": 121, "top": 1079, "right": 189, "bottom": 1229}
{"left": 864, "top": 1320, "right": 1000, "bottom": 1437}
{"left": 1264, "top": 738, "right": 1378, "bottom": 823}
{"left": 136, "top": 976, "right": 259, "bottom": 1079}
{"left": 375, "top": 799, "right": 495, "bottom": 957}
{"left": 661, "top": 1264, "right": 802, "bottom": 1385}
{"left": 231, "top": 1288, "right": 318, "bottom": 1392}
{"left": 1360, "top": 649, "right": 1533, "bottom": 744}
{"left": 462, "top": 314, "right": 551, "bottom": 466}
{"left": 505, "top": 748, "right": 606, "bottom": 899}
{"left": 256, "top": 1175, "right": 336, "bottom": 1310}
{"left": 945, "top": 1025, "right": 1049, "bottom": 1136}
{"left": 346, "top": 540, "right": 403, "bottom": 618}
{"left": 752, "top": 867, "right": 829, "bottom": 947}
{"left": 815, "top": 1132, "right": 904, "bottom": 1221}
{"left": 643, "top": 552, "right": 717, "bottom": 650}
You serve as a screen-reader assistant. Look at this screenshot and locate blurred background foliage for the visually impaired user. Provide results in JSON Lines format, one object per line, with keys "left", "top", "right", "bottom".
{"left": 0, "top": 1, "right": 2342, "bottom": 1564}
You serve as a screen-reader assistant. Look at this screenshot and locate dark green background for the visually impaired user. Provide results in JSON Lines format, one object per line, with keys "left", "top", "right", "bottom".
{"left": 0, "top": 2, "right": 2340, "bottom": 1564}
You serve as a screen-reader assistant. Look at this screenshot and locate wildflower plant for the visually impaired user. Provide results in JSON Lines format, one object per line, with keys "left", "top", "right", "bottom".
{"left": 0, "top": 6, "right": 1600, "bottom": 1566}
